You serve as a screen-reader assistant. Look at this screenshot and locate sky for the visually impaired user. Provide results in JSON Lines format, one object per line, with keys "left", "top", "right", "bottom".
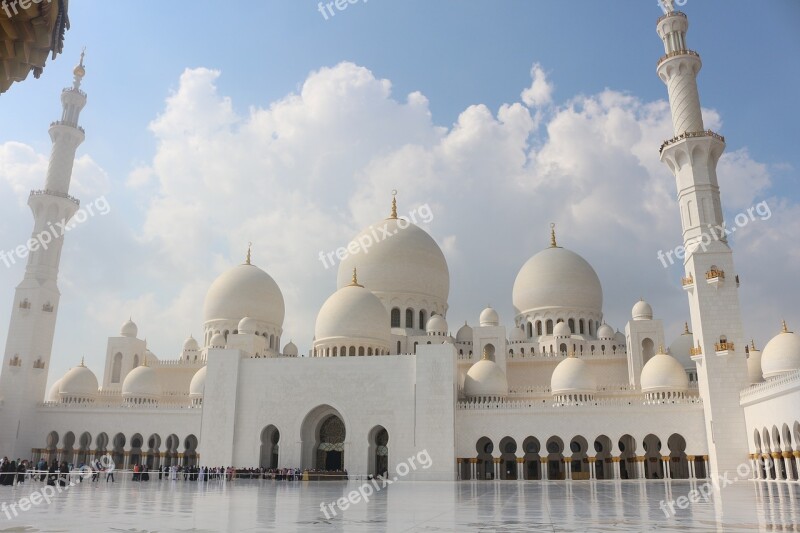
{"left": 0, "top": 0, "right": 799, "bottom": 392}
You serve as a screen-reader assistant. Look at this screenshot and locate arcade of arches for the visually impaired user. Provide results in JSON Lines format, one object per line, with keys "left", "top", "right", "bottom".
{"left": 33, "top": 431, "right": 199, "bottom": 469}
{"left": 459, "top": 433, "right": 709, "bottom": 481}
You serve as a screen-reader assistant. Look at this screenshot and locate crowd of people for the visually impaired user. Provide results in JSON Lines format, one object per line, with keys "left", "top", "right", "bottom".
{"left": 0, "top": 457, "right": 350, "bottom": 487}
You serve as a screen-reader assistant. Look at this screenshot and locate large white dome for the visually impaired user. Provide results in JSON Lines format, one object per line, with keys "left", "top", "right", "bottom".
{"left": 47, "top": 378, "right": 63, "bottom": 402}
{"left": 189, "top": 366, "right": 207, "bottom": 397}
{"left": 456, "top": 323, "right": 473, "bottom": 343}
{"left": 640, "top": 350, "right": 689, "bottom": 393}
{"left": 513, "top": 246, "right": 603, "bottom": 315}
{"left": 122, "top": 364, "right": 161, "bottom": 399}
{"left": 203, "top": 263, "right": 285, "bottom": 328}
{"left": 551, "top": 356, "right": 594, "bottom": 394}
{"left": 464, "top": 359, "right": 508, "bottom": 397}
{"left": 120, "top": 318, "right": 138, "bottom": 338}
{"left": 761, "top": 323, "right": 800, "bottom": 379}
{"left": 632, "top": 299, "right": 654, "bottom": 321}
{"left": 59, "top": 362, "right": 98, "bottom": 398}
{"left": 315, "top": 275, "right": 390, "bottom": 347}
{"left": 336, "top": 216, "right": 449, "bottom": 310}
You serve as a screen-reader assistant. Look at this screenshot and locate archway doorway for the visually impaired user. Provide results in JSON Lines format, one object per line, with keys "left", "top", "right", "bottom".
{"left": 369, "top": 426, "right": 389, "bottom": 478}
{"left": 260, "top": 425, "right": 280, "bottom": 469}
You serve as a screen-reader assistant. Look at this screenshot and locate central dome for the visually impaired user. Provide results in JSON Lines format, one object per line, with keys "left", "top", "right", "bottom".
{"left": 203, "top": 263, "right": 285, "bottom": 328}
{"left": 337, "top": 213, "right": 449, "bottom": 312}
{"left": 513, "top": 246, "right": 603, "bottom": 316}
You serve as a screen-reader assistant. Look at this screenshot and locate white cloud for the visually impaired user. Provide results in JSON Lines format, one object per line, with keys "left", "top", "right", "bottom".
{"left": 1, "top": 61, "right": 797, "bottom": 390}
{"left": 521, "top": 63, "right": 554, "bottom": 108}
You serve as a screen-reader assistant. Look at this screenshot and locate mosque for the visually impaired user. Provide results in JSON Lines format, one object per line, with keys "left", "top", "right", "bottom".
{"left": 0, "top": 5, "right": 798, "bottom": 483}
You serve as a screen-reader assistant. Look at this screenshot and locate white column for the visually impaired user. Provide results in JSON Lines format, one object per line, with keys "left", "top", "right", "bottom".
{"left": 794, "top": 453, "right": 800, "bottom": 481}
{"left": 688, "top": 457, "right": 696, "bottom": 479}
{"left": 614, "top": 459, "right": 621, "bottom": 480}
{"left": 589, "top": 459, "right": 596, "bottom": 480}
{"left": 565, "top": 459, "right": 572, "bottom": 481}
{"left": 541, "top": 458, "right": 548, "bottom": 480}
{"left": 783, "top": 454, "right": 795, "bottom": 481}
{"left": 773, "top": 453, "right": 784, "bottom": 480}
{"left": 663, "top": 457, "right": 671, "bottom": 480}
{"left": 517, "top": 459, "right": 523, "bottom": 480}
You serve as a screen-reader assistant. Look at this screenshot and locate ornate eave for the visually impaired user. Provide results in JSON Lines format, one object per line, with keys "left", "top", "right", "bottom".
{"left": 0, "top": 0, "right": 69, "bottom": 93}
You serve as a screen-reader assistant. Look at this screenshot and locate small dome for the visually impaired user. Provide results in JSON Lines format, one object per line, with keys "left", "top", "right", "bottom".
{"left": 314, "top": 275, "right": 390, "bottom": 347}
{"left": 120, "top": 318, "right": 138, "bottom": 338}
{"left": 464, "top": 357, "right": 508, "bottom": 397}
{"left": 283, "top": 341, "right": 299, "bottom": 356}
{"left": 456, "top": 323, "right": 473, "bottom": 343}
{"left": 632, "top": 299, "right": 653, "bottom": 321}
{"left": 183, "top": 336, "right": 199, "bottom": 351}
{"left": 509, "top": 326, "right": 526, "bottom": 343}
{"left": 189, "top": 366, "right": 207, "bottom": 397}
{"left": 668, "top": 324, "right": 694, "bottom": 369}
{"left": 597, "top": 323, "right": 615, "bottom": 340}
{"left": 551, "top": 356, "right": 594, "bottom": 394}
{"left": 209, "top": 333, "right": 226, "bottom": 348}
{"left": 553, "top": 321, "right": 572, "bottom": 338}
{"left": 479, "top": 307, "right": 499, "bottom": 327}
{"left": 237, "top": 317, "right": 258, "bottom": 335}
{"left": 59, "top": 362, "right": 99, "bottom": 398}
{"left": 761, "top": 323, "right": 800, "bottom": 379}
{"left": 47, "top": 378, "right": 63, "bottom": 402}
{"left": 426, "top": 314, "right": 448, "bottom": 335}
{"left": 614, "top": 330, "right": 626, "bottom": 345}
{"left": 122, "top": 364, "right": 161, "bottom": 398}
{"left": 640, "top": 349, "right": 689, "bottom": 393}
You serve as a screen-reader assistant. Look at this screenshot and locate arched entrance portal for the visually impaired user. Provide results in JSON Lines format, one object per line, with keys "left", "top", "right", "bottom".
{"left": 300, "top": 405, "right": 347, "bottom": 472}
{"left": 260, "top": 425, "right": 280, "bottom": 469}
{"left": 368, "top": 426, "right": 389, "bottom": 478}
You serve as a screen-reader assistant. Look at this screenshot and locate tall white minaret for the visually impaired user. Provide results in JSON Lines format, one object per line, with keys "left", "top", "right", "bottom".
{"left": 0, "top": 53, "right": 87, "bottom": 458}
{"left": 656, "top": 3, "right": 749, "bottom": 478}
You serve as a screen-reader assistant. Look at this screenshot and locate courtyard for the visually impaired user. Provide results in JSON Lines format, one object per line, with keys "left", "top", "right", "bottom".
{"left": 0, "top": 478, "right": 798, "bottom": 532}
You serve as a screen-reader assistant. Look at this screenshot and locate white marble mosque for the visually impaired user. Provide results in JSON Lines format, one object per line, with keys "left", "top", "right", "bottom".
{"left": 1, "top": 4, "right": 799, "bottom": 489}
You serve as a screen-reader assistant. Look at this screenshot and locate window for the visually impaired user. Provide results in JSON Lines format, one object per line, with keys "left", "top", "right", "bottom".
{"left": 391, "top": 308, "right": 401, "bottom": 328}
{"left": 419, "top": 310, "right": 427, "bottom": 330}
{"left": 546, "top": 320, "right": 553, "bottom": 335}
{"left": 405, "top": 308, "right": 414, "bottom": 329}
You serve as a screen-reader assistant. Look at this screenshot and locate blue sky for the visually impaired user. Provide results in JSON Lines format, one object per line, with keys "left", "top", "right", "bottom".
{"left": 1, "top": 0, "right": 799, "bottom": 389}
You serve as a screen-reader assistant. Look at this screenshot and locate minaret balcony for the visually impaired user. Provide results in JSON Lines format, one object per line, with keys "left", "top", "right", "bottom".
{"left": 706, "top": 268, "right": 724, "bottom": 287}
{"left": 656, "top": 48, "right": 700, "bottom": 68}
{"left": 681, "top": 274, "right": 694, "bottom": 291}
{"left": 689, "top": 345, "right": 702, "bottom": 357}
{"left": 29, "top": 189, "right": 81, "bottom": 206}
{"left": 659, "top": 130, "right": 725, "bottom": 155}
{"left": 714, "top": 342, "right": 734, "bottom": 355}
{"left": 656, "top": 10, "right": 687, "bottom": 25}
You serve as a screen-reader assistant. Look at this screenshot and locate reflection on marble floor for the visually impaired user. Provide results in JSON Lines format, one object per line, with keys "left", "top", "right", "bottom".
{"left": 0, "top": 478, "right": 798, "bottom": 532}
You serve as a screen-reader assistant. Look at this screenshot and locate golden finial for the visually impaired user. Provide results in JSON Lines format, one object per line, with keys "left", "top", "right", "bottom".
{"left": 659, "top": 344, "right": 665, "bottom": 354}
{"left": 350, "top": 267, "right": 363, "bottom": 287}
{"left": 550, "top": 223, "right": 558, "bottom": 248}
{"left": 751, "top": 339, "right": 757, "bottom": 351}
{"left": 684, "top": 322, "right": 690, "bottom": 335}
{"left": 389, "top": 190, "right": 398, "bottom": 219}
{"left": 79, "top": 357, "right": 85, "bottom": 367}
{"left": 568, "top": 350, "right": 576, "bottom": 358}
{"left": 142, "top": 352, "right": 148, "bottom": 367}
{"left": 782, "top": 320, "right": 790, "bottom": 333}
{"left": 245, "top": 242, "right": 252, "bottom": 265}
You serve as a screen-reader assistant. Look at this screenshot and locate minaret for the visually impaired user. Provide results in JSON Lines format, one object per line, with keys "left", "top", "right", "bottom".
{"left": 656, "top": 3, "right": 749, "bottom": 477}
{"left": 0, "top": 53, "right": 87, "bottom": 458}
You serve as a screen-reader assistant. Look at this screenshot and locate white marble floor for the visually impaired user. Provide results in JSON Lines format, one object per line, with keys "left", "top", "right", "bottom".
{"left": 1, "top": 478, "right": 798, "bottom": 532}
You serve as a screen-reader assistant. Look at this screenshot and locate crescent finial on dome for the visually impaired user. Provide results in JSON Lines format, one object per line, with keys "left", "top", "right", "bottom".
{"left": 550, "top": 223, "right": 558, "bottom": 248}
{"left": 245, "top": 242, "right": 252, "bottom": 265}
{"left": 684, "top": 322, "right": 690, "bottom": 334}
{"left": 390, "top": 190, "right": 398, "bottom": 219}
{"left": 79, "top": 357, "right": 85, "bottom": 367}
{"left": 751, "top": 339, "right": 757, "bottom": 350}
{"left": 350, "top": 267, "right": 363, "bottom": 287}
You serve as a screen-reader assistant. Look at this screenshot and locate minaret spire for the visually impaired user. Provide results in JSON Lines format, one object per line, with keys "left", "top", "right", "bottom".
{"left": 656, "top": 6, "right": 749, "bottom": 480}
{"left": 0, "top": 56, "right": 88, "bottom": 458}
